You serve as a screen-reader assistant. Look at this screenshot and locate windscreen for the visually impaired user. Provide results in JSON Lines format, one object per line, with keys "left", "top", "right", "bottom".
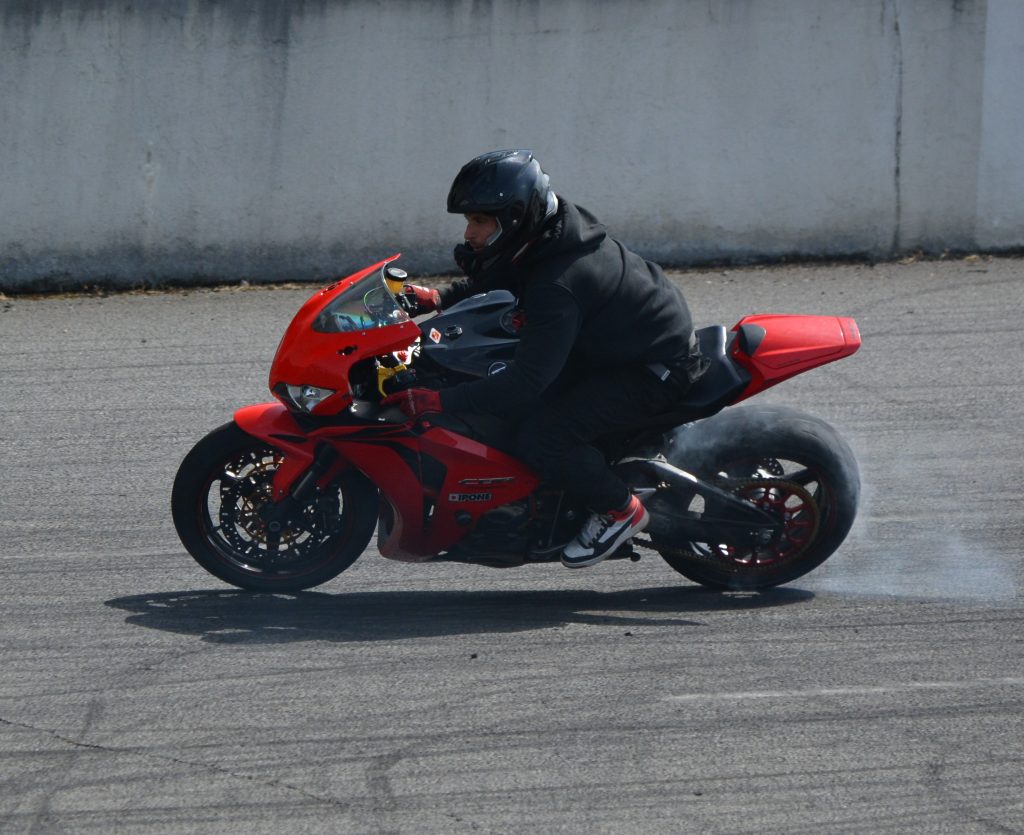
{"left": 313, "top": 268, "right": 411, "bottom": 334}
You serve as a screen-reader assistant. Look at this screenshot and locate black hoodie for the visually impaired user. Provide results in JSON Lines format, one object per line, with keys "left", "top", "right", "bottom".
{"left": 440, "top": 200, "right": 694, "bottom": 416}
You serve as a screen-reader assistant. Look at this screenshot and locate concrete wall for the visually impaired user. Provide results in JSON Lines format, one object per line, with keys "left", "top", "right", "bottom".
{"left": 1, "top": 0, "right": 1022, "bottom": 290}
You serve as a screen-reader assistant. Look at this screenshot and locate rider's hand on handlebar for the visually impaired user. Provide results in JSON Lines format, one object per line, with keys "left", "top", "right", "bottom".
{"left": 398, "top": 284, "right": 441, "bottom": 315}
{"left": 381, "top": 387, "right": 442, "bottom": 418}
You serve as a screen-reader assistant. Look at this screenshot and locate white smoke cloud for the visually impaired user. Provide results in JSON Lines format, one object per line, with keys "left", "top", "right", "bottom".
{"left": 803, "top": 477, "right": 1020, "bottom": 601}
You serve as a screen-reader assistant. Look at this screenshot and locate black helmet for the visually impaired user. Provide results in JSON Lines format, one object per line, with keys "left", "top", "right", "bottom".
{"left": 447, "top": 150, "right": 556, "bottom": 277}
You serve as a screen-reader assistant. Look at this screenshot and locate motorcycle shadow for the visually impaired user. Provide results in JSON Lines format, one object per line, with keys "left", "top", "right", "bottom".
{"left": 106, "top": 585, "right": 814, "bottom": 645}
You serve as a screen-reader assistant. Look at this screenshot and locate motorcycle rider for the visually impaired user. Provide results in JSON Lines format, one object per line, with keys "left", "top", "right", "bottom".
{"left": 386, "top": 150, "right": 704, "bottom": 568}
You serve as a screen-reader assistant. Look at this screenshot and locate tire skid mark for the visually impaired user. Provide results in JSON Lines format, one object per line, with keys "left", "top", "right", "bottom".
{"left": 880, "top": 708, "right": 1024, "bottom": 835}
{"left": 926, "top": 758, "right": 1022, "bottom": 835}
{"left": 365, "top": 751, "right": 404, "bottom": 811}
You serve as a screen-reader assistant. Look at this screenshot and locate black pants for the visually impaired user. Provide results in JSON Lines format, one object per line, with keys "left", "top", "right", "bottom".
{"left": 513, "top": 364, "right": 691, "bottom": 512}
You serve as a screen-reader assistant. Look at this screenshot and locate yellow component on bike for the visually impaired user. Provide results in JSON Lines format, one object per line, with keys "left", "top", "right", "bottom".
{"left": 377, "top": 363, "right": 408, "bottom": 397}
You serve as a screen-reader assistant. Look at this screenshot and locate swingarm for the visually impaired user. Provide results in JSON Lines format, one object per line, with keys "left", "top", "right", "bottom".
{"left": 619, "top": 458, "right": 783, "bottom": 548}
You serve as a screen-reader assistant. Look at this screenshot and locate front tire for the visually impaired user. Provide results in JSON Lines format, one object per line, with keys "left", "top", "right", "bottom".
{"left": 171, "top": 422, "right": 378, "bottom": 591}
{"left": 652, "top": 405, "right": 860, "bottom": 590}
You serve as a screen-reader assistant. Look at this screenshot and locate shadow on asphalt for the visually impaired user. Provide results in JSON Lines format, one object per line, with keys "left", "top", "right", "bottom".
{"left": 106, "top": 586, "right": 814, "bottom": 644}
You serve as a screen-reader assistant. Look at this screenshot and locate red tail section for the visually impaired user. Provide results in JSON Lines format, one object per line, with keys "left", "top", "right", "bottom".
{"left": 731, "top": 315, "right": 861, "bottom": 401}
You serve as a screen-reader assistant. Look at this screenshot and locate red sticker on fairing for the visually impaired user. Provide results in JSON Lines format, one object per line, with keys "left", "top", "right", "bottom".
{"left": 429, "top": 328, "right": 442, "bottom": 343}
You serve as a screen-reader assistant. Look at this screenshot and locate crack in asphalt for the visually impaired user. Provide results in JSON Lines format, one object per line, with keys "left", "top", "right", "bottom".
{"left": 25, "top": 696, "right": 104, "bottom": 835}
{"left": 0, "top": 714, "right": 352, "bottom": 812}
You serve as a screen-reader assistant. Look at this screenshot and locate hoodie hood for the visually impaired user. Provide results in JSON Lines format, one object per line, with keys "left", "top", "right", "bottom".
{"left": 517, "top": 198, "right": 607, "bottom": 268}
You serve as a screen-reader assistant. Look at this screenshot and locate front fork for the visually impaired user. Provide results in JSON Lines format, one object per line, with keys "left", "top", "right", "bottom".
{"left": 233, "top": 403, "right": 348, "bottom": 528}
{"left": 258, "top": 443, "right": 339, "bottom": 533}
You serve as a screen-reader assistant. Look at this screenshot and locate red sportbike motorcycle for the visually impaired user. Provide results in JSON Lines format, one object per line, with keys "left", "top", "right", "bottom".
{"left": 172, "top": 255, "right": 862, "bottom": 592}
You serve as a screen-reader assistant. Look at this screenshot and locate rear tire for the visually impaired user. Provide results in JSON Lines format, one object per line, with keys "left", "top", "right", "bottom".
{"left": 171, "top": 422, "right": 378, "bottom": 591}
{"left": 652, "top": 405, "right": 859, "bottom": 590}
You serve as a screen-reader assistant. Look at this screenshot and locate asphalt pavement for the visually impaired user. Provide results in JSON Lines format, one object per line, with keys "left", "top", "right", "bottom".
{"left": 1, "top": 256, "right": 1022, "bottom": 833}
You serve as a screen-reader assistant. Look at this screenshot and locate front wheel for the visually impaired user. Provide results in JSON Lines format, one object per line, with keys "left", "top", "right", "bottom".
{"left": 651, "top": 405, "right": 860, "bottom": 590}
{"left": 171, "top": 422, "right": 378, "bottom": 591}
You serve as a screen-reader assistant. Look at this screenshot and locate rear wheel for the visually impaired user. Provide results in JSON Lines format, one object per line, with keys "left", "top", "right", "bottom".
{"left": 651, "top": 405, "right": 859, "bottom": 590}
{"left": 171, "top": 422, "right": 378, "bottom": 591}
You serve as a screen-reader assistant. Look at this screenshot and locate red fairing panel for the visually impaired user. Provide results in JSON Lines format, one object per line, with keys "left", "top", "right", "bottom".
{"left": 234, "top": 403, "right": 318, "bottom": 500}
{"left": 732, "top": 315, "right": 861, "bottom": 400}
{"left": 268, "top": 255, "right": 421, "bottom": 415}
{"left": 234, "top": 402, "right": 541, "bottom": 561}
{"left": 329, "top": 423, "right": 541, "bottom": 561}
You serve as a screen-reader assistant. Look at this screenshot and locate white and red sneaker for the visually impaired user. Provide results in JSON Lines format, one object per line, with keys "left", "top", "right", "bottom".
{"left": 562, "top": 495, "right": 650, "bottom": 568}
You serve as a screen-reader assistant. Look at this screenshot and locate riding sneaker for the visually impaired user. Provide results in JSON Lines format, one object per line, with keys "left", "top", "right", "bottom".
{"left": 562, "top": 495, "right": 650, "bottom": 569}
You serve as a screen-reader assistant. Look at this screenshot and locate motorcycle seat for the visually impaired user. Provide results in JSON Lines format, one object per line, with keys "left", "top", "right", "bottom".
{"left": 597, "top": 326, "right": 751, "bottom": 453}
{"left": 671, "top": 325, "right": 751, "bottom": 417}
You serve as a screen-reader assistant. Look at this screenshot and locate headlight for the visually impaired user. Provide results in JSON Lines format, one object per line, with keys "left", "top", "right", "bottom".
{"left": 276, "top": 383, "right": 336, "bottom": 413}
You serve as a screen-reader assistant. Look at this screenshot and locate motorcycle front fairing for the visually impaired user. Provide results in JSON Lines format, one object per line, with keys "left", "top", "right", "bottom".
{"left": 235, "top": 256, "right": 419, "bottom": 500}
{"left": 233, "top": 262, "right": 539, "bottom": 561}
{"left": 268, "top": 255, "right": 421, "bottom": 415}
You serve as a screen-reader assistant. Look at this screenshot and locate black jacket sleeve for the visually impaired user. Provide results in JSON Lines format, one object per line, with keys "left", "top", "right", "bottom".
{"left": 437, "top": 276, "right": 483, "bottom": 310}
{"left": 440, "top": 283, "right": 582, "bottom": 415}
